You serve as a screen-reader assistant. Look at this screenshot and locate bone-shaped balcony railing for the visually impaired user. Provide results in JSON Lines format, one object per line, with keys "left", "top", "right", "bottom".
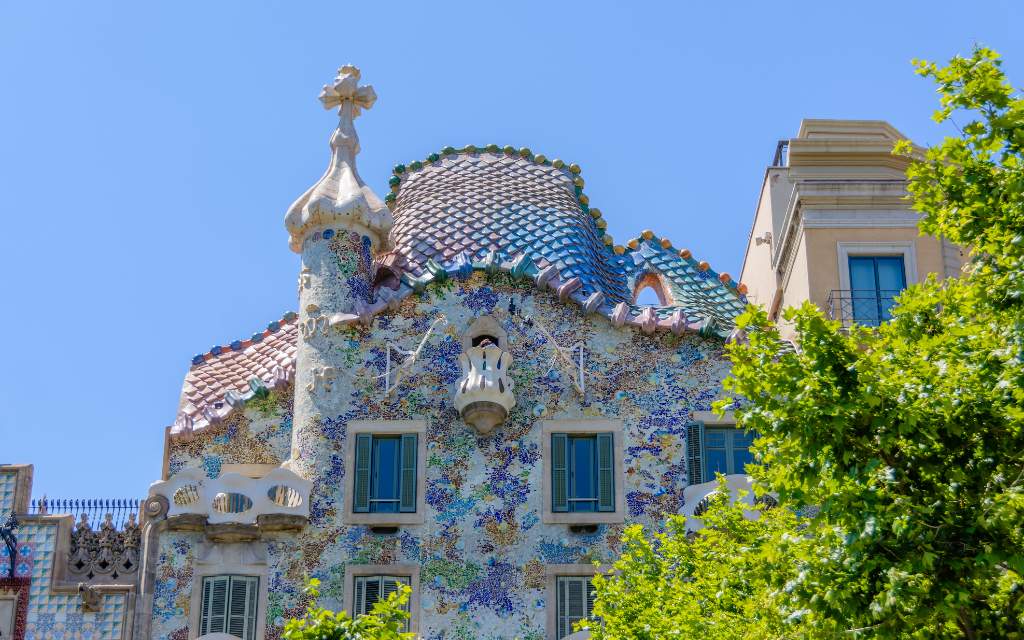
{"left": 148, "top": 467, "right": 312, "bottom": 526}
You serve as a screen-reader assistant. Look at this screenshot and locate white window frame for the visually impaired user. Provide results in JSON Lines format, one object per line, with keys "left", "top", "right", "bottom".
{"left": 837, "top": 241, "right": 918, "bottom": 291}
{"left": 189, "top": 542, "right": 269, "bottom": 640}
{"left": 343, "top": 563, "right": 420, "bottom": 635}
{"left": 541, "top": 420, "right": 625, "bottom": 525}
{"left": 344, "top": 420, "right": 427, "bottom": 526}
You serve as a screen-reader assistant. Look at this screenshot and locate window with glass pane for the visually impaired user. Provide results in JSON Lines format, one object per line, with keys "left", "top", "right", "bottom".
{"left": 551, "top": 433, "right": 615, "bottom": 513}
{"left": 353, "top": 433, "right": 418, "bottom": 513}
{"left": 200, "top": 575, "right": 259, "bottom": 640}
{"left": 703, "top": 428, "right": 756, "bottom": 478}
{"left": 848, "top": 256, "right": 906, "bottom": 326}
{"left": 556, "top": 576, "right": 597, "bottom": 639}
{"left": 353, "top": 575, "right": 410, "bottom": 631}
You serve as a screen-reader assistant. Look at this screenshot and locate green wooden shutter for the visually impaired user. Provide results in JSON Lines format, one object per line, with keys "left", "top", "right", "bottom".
{"left": 354, "top": 576, "right": 366, "bottom": 615}
{"left": 687, "top": 422, "right": 704, "bottom": 485}
{"left": 226, "top": 576, "right": 258, "bottom": 640}
{"left": 558, "top": 576, "right": 587, "bottom": 638}
{"left": 551, "top": 433, "right": 569, "bottom": 512}
{"left": 353, "top": 434, "right": 373, "bottom": 513}
{"left": 596, "top": 433, "right": 615, "bottom": 512}
{"left": 399, "top": 433, "right": 418, "bottom": 513}
{"left": 557, "top": 576, "right": 568, "bottom": 639}
{"left": 201, "top": 576, "right": 229, "bottom": 636}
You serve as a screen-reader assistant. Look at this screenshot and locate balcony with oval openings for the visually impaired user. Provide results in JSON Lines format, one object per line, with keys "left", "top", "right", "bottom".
{"left": 148, "top": 467, "right": 313, "bottom": 540}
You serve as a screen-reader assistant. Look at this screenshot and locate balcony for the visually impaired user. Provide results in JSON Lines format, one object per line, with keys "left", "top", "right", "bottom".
{"left": 148, "top": 467, "right": 311, "bottom": 541}
{"left": 826, "top": 289, "right": 902, "bottom": 328}
{"left": 681, "top": 474, "right": 777, "bottom": 532}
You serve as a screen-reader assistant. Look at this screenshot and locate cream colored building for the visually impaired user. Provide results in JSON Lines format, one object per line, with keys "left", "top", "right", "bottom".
{"left": 739, "top": 119, "right": 964, "bottom": 339}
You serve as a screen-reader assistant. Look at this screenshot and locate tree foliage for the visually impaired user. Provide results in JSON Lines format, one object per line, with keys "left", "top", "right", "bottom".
{"left": 282, "top": 578, "right": 413, "bottom": 640}
{"left": 587, "top": 483, "right": 807, "bottom": 640}
{"left": 591, "top": 48, "right": 1024, "bottom": 639}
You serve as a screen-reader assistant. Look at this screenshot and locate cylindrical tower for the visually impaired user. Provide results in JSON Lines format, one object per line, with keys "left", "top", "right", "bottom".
{"left": 283, "top": 65, "right": 392, "bottom": 481}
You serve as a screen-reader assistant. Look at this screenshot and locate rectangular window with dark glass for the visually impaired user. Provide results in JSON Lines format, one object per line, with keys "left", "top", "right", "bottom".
{"left": 353, "top": 433, "right": 418, "bottom": 513}
{"left": 848, "top": 255, "right": 906, "bottom": 326}
{"left": 703, "top": 428, "right": 755, "bottom": 479}
{"left": 551, "top": 433, "right": 615, "bottom": 513}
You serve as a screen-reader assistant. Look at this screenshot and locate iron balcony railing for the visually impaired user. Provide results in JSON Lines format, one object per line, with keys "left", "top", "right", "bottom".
{"left": 826, "top": 289, "right": 903, "bottom": 328}
{"left": 29, "top": 497, "right": 142, "bottom": 530}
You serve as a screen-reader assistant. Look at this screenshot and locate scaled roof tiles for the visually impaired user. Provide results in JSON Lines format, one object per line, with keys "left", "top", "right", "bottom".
{"left": 173, "top": 313, "right": 297, "bottom": 436}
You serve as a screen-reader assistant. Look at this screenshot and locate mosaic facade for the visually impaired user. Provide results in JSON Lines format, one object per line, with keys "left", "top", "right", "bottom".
{"left": 156, "top": 270, "right": 732, "bottom": 640}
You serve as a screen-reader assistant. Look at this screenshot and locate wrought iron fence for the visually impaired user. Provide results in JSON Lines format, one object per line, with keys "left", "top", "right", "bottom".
{"left": 826, "top": 289, "right": 902, "bottom": 328}
{"left": 29, "top": 497, "right": 142, "bottom": 530}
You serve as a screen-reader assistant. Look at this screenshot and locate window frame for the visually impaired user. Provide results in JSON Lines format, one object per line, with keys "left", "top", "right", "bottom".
{"left": 344, "top": 563, "right": 420, "bottom": 634}
{"left": 544, "top": 564, "right": 609, "bottom": 640}
{"left": 837, "top": 241, "right": 917, "bottom": 291}
{"left": 189, "top": 542, "right": 268, "bottom": 640}
{"left": 344, "top": 420, "right": 427, "bottom": 526}
{"left": 702, "top": 427, "right": 755, "bottom": 478}
{"left": 198, "top": 575, "right": 259, "bottom": 640}
{"left": 690, "top": 411, "right": 760, "bottom": 484}
{"left": 541, "top": 420, "right": 624, "bottom": 525}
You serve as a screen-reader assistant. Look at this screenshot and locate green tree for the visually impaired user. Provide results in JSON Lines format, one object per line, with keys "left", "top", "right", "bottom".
{"left": 720, "top": 47, "right": 1024, "bottom": 638}
{"left": 586, "top": 482, "right": 808, "bottom": 640}
{"left": 282, "top": 578, "right": 413, "bottom": 640}
{"left": 589, "top": 47, "right": 1023, "bottom": 640}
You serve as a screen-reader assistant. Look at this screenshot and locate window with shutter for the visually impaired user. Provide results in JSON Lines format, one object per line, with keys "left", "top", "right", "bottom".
{"left": 552, "top": 433, "right": 615, "bottom": 513}
{"left": 687, "top": 422, "right": 704, "bottom": 485}
{"left": 703, "top": 427, "right": 758, "bottom": 478}
{"left": 353, "top": 433, "right": 373, "bottom": 513}
{"left": 556, "top": 576, "right": 597, "bottom": 639}
{"left": 596, "top": 433, "right": 614, "bottom": 512}
{"left": 200, "top": 576, "right": 259, "bottom": 640}
{"left": 352, "top": 575, "right": 410, "bottom": 631}
{"left": 551, "top": 433, "right": 569, "bottom": 512}
{"left": 399, "top": 434, "right": 418, "bottom": 512}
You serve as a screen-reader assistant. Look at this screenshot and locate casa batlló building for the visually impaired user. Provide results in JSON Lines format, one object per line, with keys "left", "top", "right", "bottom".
{"left": 0, "top": 66, "right": 949, "bottom": 640}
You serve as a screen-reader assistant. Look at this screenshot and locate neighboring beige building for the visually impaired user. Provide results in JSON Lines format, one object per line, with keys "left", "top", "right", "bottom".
{"left": 739, "top": 119, "right": 964, "bottom": 339}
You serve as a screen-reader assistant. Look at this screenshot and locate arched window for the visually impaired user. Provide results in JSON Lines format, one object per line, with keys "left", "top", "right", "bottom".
{"left": 632, "top": 273, "right": 670, "bottom": 306}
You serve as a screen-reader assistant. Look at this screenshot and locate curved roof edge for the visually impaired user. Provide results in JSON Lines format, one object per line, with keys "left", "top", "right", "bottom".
{"left": 385, "top": 143, "right": 750, "bottom": 297}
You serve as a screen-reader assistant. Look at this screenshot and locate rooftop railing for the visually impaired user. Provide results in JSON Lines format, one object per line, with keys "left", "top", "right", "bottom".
{"left": 826, "top": 289, "right": 902, "bottom": 328}
{"left": 29, "top": 497, "right": 142, "bottom": 530}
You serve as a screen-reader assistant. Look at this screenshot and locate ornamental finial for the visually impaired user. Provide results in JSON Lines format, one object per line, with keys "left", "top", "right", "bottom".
{"left": 284, "top": 65, "right": 391, "bottom": 253}
{"left": 318, "top": 65, "right": 377, "bottom": 116}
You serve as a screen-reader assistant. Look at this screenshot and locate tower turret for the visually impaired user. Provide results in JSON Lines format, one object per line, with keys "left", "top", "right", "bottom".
{"left": 285, "top": 65, "right": 391, "bottom": 475}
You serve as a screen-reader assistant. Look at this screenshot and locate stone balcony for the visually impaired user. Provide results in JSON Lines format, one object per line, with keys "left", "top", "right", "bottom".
{"left": 681, "top": 474, "right": 777, "bottom": 532}
{"left": 148, "top": 467, "right": 312, "bottom": 542}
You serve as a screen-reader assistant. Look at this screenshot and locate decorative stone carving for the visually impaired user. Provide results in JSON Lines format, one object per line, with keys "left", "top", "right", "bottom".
{"left": 67, "top": 512, "right": 141, "bottom": 582}
{"left": 78, "top": 583, "right": 101, "bottom": 613}
{"left": 454, "top": 341, "right": 515, "bottom": 435}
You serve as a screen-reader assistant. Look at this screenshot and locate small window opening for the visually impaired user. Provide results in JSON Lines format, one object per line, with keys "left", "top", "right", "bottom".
{"left": 471, "top": 334, "right": 500, "bottom": 348}
{"left": 635, "top": 286, "right": 662, "bottom": 307}
{"left": 632, "top": 273, "right": 670, "bottom": 306}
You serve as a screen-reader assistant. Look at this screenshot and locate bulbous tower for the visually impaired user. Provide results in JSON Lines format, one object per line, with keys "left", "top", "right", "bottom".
{"left": 284, "top": 65, "right": 392, "bottom": 477}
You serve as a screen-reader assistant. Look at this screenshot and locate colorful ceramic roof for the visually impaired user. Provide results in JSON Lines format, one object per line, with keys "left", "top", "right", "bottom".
{"left": 380, "top": 145, "right": 748, "bottom": 328}
{"left": 384, "top": 149, "right": 631, "bottom": 304}
{"left": 173, "top": 312, "right": 297, "bottom": 436}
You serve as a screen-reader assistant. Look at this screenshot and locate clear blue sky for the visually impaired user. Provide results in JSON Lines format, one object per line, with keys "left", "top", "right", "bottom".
{"left": 2, "top": 1, "right": 1021, "bottom": 500}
